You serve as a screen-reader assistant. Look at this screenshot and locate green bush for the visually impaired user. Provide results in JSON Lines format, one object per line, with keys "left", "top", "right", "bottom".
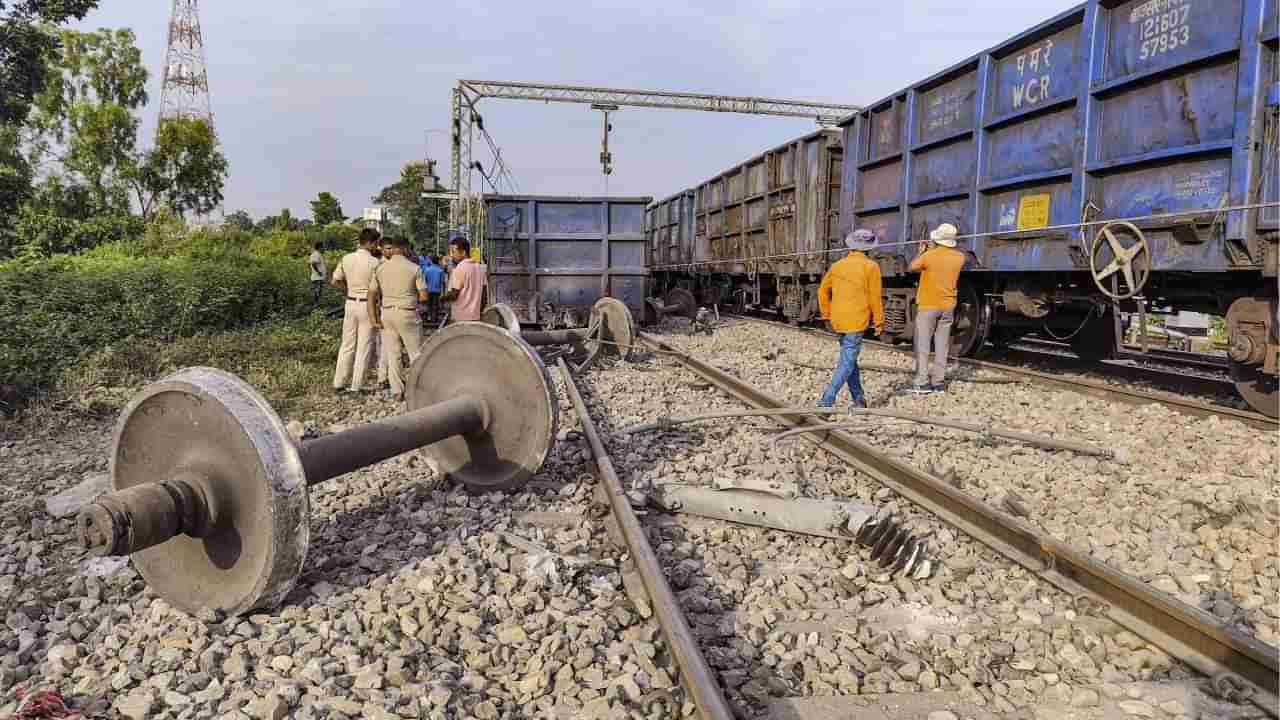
{"left": 60, "top": 313, "right": 342, "bottom": 416}
{"left": 0, "top": 249, "right": 321, "bottom": 404}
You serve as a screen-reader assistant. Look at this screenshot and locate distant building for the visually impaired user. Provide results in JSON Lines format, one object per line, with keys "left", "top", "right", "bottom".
{"left": 362, "top": 207, "right": 387, "bottom": 232}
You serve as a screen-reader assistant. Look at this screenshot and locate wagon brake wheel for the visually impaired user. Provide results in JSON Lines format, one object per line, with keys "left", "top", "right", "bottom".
{"left": 1090, "top": 221, "right": 1150, "bottom": 301}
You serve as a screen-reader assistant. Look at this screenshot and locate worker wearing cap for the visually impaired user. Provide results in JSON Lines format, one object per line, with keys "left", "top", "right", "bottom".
{"left": 908, "top": 223, "right": 967, "bottom": 394}
{"left": 817, "top": 229, "right": 884, "bottom": 410}
{"left": 331, "top": 228, "right": 382, "bottom": 393}
{"left": 368, "top": 237, "right": 429, "bottom": 402}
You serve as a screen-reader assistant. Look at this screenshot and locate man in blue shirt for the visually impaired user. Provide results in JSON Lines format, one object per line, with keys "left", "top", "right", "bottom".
{"left": 419, "top": 254, "right": 446, "bottom": 324}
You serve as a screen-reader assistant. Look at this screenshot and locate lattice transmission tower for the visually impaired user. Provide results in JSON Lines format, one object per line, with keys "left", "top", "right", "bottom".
{"left": 158, "top": 0, "right": 221, "bottom": 221}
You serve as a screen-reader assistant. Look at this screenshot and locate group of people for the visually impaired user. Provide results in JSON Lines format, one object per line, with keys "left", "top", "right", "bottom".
{"left": 817, "top": 222, "right": 965, "bottom": 409}
{"left": 323, "top": 229, "right": 488, "bottom": 401}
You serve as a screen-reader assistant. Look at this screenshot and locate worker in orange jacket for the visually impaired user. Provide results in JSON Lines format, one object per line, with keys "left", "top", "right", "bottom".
{"left": 817, "top": 229, "right": 884, "bottom": 409}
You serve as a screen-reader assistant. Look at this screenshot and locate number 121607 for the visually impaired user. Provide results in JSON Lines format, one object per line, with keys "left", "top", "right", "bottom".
{"left": 1138, "top": 6, "right": 1191, "bottom": 61}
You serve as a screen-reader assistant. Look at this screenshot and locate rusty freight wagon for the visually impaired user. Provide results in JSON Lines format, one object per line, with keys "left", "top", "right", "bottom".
{"left": 649, "top": 130, "right": 844, "bottom": 322}
{"left": 484, "top": 195, "right": 653, "bottom": 328}
{"left": 839, "top": 0, "right": 1279, "bottom": 416}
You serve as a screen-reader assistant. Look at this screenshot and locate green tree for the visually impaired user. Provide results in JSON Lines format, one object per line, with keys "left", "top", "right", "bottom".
{"left": 309, "top": 191, "right": 344, "bottom": 225}
{"left": 22, "top": 28, "right": 148, "bottom": 216}
{"left": 130, "top": 116, "right": 228, "bottom": 218}
{"left": 373, "top": 161, "right": 447, "bottom": 249}
{"left": 224, "top": 210, "right": 254, "bottom": 232}
{"left": 0, "top": 124, "right": 34, "bottom": 253}
{"left": 0, "top": 0, "right": 100, "bottom": 125}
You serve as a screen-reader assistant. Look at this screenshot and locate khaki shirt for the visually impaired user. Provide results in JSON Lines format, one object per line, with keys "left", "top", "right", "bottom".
{"left": 333, "top": 248, "right": 379, "bottom": 299}
{"left": 370, "top": 255, "right": 427, "bottom": 310}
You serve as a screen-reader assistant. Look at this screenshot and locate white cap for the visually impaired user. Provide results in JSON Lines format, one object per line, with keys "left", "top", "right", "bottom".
{"left": 929, "top": 223, "right": 959, "bottom": 247}
{"left": 845, "top": 229, "right": 878, "bottom": 251}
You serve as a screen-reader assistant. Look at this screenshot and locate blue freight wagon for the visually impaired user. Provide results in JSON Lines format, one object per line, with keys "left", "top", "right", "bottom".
{"left": 484, "top": 195, "right": 652, "bottom": 329}
{"left": 839, "top": 0, "right": 1278, "bottom": 416}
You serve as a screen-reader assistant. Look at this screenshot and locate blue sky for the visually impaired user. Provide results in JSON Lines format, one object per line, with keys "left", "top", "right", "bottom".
{"left": 75, "top": 0, "right": 1075, "bottom": 220}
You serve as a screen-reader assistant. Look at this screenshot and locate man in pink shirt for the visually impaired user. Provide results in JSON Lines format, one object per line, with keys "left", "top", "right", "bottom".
{"left": 443, "top": 237, "right": 486, "bottom": 322}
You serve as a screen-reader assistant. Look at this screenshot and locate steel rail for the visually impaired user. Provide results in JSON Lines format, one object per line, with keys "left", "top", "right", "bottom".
{"left": 736, "top": 317, "right": 1278, "bottom": 430}
{"left": 556, "top": 358, "right": 736, "bottom": 720}
{"left": 638, "top": 332, "right": 1280, "bottom": 716}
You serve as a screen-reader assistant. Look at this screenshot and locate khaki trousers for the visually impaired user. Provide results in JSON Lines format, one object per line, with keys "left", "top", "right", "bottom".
{"left": 371, "top": 329, "right": 388, "bottom": 385}
{"left": 334, "top": 300, "right": 375, "bottom": 390}
{"left": 914, "top": 308, "right": 954, "bottom": 385}
{"left": 381, "top": 308, "right": 423, "bottom": 397}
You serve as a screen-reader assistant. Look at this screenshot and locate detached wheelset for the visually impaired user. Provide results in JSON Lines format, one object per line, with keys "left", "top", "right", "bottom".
{"left": 483, "top": 297, "right": 637, "bottom": 369}
{"left": 76, "top": 322, "right": 558, "bottom": 617}
{"left": 647, "top": 288, "right": 698, "bottom": 321}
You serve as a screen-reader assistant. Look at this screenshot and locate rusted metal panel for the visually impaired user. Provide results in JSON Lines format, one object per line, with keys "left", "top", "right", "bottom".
{"left": 1104, "top": 0, "right": 1243, "bottom": 81}
{"left": 910, "top": 199, "right": 971, "bottom": 245}
{"left": 1098, "top": 60, "right": 1238, "bottom": 161}
{"left": 691, "top": 129, "right": 841, "bottom": 274}
{"left": 485, "top": 195, "right": 651, "bottom": 326}
{"left": 747, "top": 161, "right": 765, "bottom": 197}
{"left": 858, "top": 161, "right": 903, "bottom": 209}
{"left": 746, "top": 199, "right": 766, "bottom": 230}
{"left": 727, "top": 172, "right": 743, "bottom": 203}
{"left": 986, "top": 106, "right": 1076, "bottom": 182}
{"left": 911, "top": 139, "right": 976, "bottom": 199}
{"left": 992, "top": 25, "right": 1084, "bottom": 118}
{"left": 868, "top": 101, "right": 905, "bottom": 161}
{"left": 917, "top": 72, "right": 978, "bottom": 146}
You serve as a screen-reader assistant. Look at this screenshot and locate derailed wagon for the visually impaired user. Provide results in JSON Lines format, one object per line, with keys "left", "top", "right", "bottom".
{"left": 836, "top": 0, "right": 1278, "bottom": 416}
{"left": 485, "top": 195, "right": 652, "bottom": 328}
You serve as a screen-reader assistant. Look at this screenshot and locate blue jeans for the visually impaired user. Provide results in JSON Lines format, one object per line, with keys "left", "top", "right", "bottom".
{"left": 819, "top": 331, "right": 865, "bottom": 407}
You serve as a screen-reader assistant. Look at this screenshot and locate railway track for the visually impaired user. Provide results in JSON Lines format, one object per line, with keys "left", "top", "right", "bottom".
{"left": 559, "top": 335, "right": 1278, "bottom": 719}
{"left": 6, "top": 318, "right": 1275, "bottom": 720}
{"left": 734, "top": 316, "right": 1277, "bottom": 431}
{"left": 1009, "top": 336, "right": 1233, "bottom": 386}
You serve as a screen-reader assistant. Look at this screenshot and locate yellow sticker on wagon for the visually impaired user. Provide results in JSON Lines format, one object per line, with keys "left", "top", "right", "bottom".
{"left": 1016, "top": 193, "right": 1051, "bottom": 230}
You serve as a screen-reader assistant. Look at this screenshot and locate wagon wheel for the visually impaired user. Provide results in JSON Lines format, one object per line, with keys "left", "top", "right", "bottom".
{"left": 1090, "top": 221, "right": 1150, "bottom": 301}
{"left": 949, "top": 282, "right": 992, "bottom": 358}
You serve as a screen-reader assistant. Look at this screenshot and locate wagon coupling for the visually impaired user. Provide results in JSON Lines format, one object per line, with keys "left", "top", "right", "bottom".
{"left": 75, "top": 322, "right": 558, "bottom": 616}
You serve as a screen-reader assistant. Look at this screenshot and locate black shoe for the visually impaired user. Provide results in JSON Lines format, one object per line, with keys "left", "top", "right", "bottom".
{"left": 851, "top": 398, "right": 869, "bottom": 410}
{"left": 928, "top": 383, "right": 946, "bottom": 393}
{"left": 380, "top": 381, "right": 390, "bottom": 391}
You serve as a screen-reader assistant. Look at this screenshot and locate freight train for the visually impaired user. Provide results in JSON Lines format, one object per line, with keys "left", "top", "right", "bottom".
{"left": 647, "top": 0, "right": 1279, "bottom": 418}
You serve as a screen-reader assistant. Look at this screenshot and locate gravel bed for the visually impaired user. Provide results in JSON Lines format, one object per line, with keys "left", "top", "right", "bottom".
{"left": 650, "top": 320, "right": 1280, "bottom": 649}
{"left": 577, "top": 352, "right": 1207, "bottom": 718}
{"left": 1, "top": 380, "right": 691, "bottom": 720}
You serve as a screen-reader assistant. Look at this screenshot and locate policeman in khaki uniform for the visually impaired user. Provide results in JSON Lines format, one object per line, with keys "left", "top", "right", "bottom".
{"left": 331, "top": 229, "right": 382, "bottom": 393}
{"left": 368, "top": 237, "right": 429, "bottom": 402}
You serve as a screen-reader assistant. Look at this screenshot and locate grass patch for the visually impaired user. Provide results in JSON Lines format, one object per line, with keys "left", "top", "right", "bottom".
{"left": 0, "top": 244, "right": 342, "bottom": 407}
{"left": 59, "top": 312, "right": 343, "bottom": 418}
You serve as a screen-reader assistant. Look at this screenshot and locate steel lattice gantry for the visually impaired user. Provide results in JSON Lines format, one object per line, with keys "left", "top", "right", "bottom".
{"left": 447, "top": 80, "right": 862, "bottom": 243}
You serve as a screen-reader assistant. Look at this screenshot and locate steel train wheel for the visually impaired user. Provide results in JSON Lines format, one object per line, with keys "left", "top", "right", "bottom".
{"left": 406, "top": 323, "right": 558, "bottom": 493}
{"left": 110, "top": 368, "right": 309, "bottom": 616}
{"left": 949, "top": 283, "right": 992, "bottom": 358}
{"left": 1231, "top": 359, "right": 1280, "bottom": 418}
